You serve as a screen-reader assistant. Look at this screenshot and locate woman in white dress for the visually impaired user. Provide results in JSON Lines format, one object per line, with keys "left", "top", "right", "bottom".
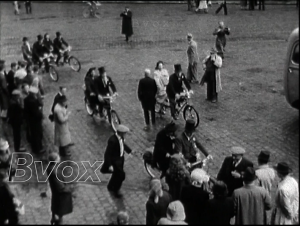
{"left": 195, "top": 0, "right": 209, "bottom": 13}
{"left": 153, "top": 61, "right": 169, "bottom": 114}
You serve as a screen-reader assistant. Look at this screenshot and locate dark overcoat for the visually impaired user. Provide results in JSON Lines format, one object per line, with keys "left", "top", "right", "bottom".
{"left": 217, "top": 156, "right": 253, "bottom": 196}
{"left": 137, "top": 76, "right": 157, "bottom": 110}
{"left": 0, "top": 182, "right": 18, "bottom": 224}
{"left": 166, "top": 73, "right": 191, "bottom": 100}
{"left": 47, "top": 163, "right": 73, "bottom": 216}
{"left": 120, "top": 11, "right": 133, "bottom": 36}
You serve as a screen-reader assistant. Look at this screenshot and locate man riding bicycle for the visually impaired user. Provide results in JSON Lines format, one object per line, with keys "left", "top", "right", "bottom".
{"left": 94, "top": 66, "right": 118, "bottom": 118}
{"left": 166, "top": 64, "right": 193, "bottom": 120}
{"left": 32, "top": 34, "right": 50, "bottom": 73}
{"left": 53, "top": 31, "right": 70, "bottom": 66}
{"left": 174, "top": 119, "right": 213, "bottom": 167}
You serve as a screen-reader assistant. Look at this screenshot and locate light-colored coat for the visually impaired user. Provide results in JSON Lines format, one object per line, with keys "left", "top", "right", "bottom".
{"left": 54, "top": 104, "right": 71, "bottom": 147}
{"left": 154, "top": 69, "right": 169, "bottom": 104}
{"left": 203, "top": 54, "right": 222, "bottom": 92}
{"left": 187, "top": 40, "right": 199, "bottom": 64}
{"left": 271, "top": 175, "right": 299, "bottom": 225}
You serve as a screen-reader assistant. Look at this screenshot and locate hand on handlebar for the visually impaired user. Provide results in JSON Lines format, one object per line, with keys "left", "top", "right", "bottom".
{"left": 206, "top": 154, "right": 213, "bottom": 160}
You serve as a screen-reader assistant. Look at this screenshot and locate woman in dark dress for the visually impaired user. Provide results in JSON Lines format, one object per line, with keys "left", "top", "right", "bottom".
{"left": 47, "top": 152, "right": 73, "bottom": 225}
{"left": 165, "top": 154, "right": 191, "bottom": 201}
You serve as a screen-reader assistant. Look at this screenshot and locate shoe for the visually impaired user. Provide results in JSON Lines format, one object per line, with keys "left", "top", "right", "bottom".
{"left": 40, "top": 192, "right": 47, "bottom": 198}
{"left": 113, "top": 190, "right": 123, "bottom": 199}
{"left": 143, "top": 126, "right": 150, "bottom": 131}
{"left": 211, "top": 99, "right": 217, "bottom": 103}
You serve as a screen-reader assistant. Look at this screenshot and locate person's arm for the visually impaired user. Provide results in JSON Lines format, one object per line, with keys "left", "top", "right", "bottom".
{"left": 61, "top": 38, "right": 69, "bottom": 48}
{"left": 182, "top": 74, "right": 191, "bottom": 91}
{"left": 137, "top": 80, "right": 143, "bottom": 102}
{"left": 126, "top": 11, "right": 132, "bottom": 18}
{"left": 213, "top": 28, "right": 220, "bottom": 35}
{"left": 217, "top": 158, "right": 227, "bottom": 181}
{"left": 277, "top": 188, "right": 293, "bottom": 219}
{"left": 55, "top": 107, "right": 69, "bottom": 123}
{"left": 109, "top": 77, "right": 117, "bottom": 93}
{"left": 146, "top": 202, "right": 156, "bottom": 225}
{"left": 38, "top": 76, "right": 45, "bottom": 96}
{"left": 124, "top": 142, "right": 132, "bottom": 154}
{"left": 195, "top": 140, "right": 209, "bottom": 157}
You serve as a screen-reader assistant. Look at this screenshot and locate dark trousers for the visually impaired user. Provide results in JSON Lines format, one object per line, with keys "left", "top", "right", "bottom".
{"left": 258, "top": 0, "right": 265, "bottom": 10}
{"left": 187, "top": 0, "right": 193, "bottom": 10}
{"left": 216, "top": 1, "right": 227, "bottom": 15}
{"left": 206, "top": 71, "right": 217, "bottom": 101}
{"left": 25, "top": 2, "right": 31, "bottom": 14}
{"left": 297, "top": 0, "right": 299, "bottom": 7}
{"left": 169, "top": 98, "right": 176, "bottom": 118}
{"left": 249, "top": 0, "right": 255, "bottom": 10}
{"left": 107, "top": 157, "right": 126, "bottom": 192}
{"left": 12, "top": 124, "right": 21, "bottom": 152}
{"left": 28, "top": 121, "right": 43, "bottom": 154}
{"left": 143, "top": 106, "right": 155, "bottom": 125}
{"left": 55, "top": 52, "right": 69, "bottom": 65}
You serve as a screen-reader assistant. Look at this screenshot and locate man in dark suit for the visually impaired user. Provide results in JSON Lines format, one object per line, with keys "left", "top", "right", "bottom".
{"left": 49, "top": 86, "right": 67, "bottom": 122}
{"left": 100, "top": 125, "right": 132, "bottom": 198}
{"left": 53, "top": 32, "right": 69, "bottom": 66}
{"left": 120, "top": 7, "right": 133, "bottom": 42}
{"left": 94, "top": 67, "right": 117, "bottom": 119}
{"left": 166, "top": 64, "right": 192, "bottom": 120}
{"left": 137, "top": 68, "right": 157, "bottom": 131}
{"left": 24, "top": 86, "right": 44, "bottom": 154}
{"left": 217, "top": 146, "right": 253, "bottom": 197}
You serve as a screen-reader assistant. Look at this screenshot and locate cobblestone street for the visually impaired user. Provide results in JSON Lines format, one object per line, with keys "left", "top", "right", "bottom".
{"left": 0, "top": 2, "right": 299, "bottom": 224}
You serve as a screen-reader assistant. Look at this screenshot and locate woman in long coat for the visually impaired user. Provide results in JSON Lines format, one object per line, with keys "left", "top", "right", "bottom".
{"left": 53, "top": 95, "right": 72, "bottom": 158}
{"left": 153, "top": 61, "right": 169, "bottom": 113}
{"left": 120, "top": 7, "right": 133, "bottom": 42}
{"left": 47, "top": 152, "right": 73, "bottom": 225}
{"left": 0, "top": 60, "right": 9, "bottom": 119}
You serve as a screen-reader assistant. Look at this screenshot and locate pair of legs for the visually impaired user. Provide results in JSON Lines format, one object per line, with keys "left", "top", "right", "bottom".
{"left": 51, "top": 213, "right": 63, "bottom": 225}
{"left": 107, "top": 157, "right": 126, "bottom": 196}
{"left": 25, "top": 2, "right": 32, "bottom": 14}
{"left": 206, "top": 73, "right": 218, "bottom": 103}
{"left": 187, "top": 62, "right": 198, "bottom": 83}
{"left": 258, "top": 0, "right": 265, "bottom": 10}
{"left": 32, "top": 56, "right": 50, "bottom": 73}
{"left": 54, "top": 51, "right": 69, "bottom": 66}
{"left": 143, "top": 105, "right": 155, "bottom": 128}
{"left": 215, "top": 1, "right": 227, "bottom": 15}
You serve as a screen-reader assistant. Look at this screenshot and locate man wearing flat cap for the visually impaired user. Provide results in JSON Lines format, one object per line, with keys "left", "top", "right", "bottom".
{"left": 255, "top": 151, "right": 276, "bottom": 195}
{"left": 53, "top": 32, "right": 70, "bottom": 66}
{"left": 217, "top": 146, "right": 253, "bottom": 196}
{"left": 174, "top": 119, "right": 212, "bottom": 165}
{"left": 271, "top": 162, "right": 299, "bottom": 225}
{"left": 233, "top": 166, "right": 272, "bottom": 225}
{"left": 167, "top": 64, "right": 192, "bottom": 120}
{"left": 101, "top": 124, "right": 133, "bottom": 198}
{"left": 94, "top": 67, "right": 118, "bottom": 119}
{"left": 24, "top": 86, "right": 44, "bottom": 155}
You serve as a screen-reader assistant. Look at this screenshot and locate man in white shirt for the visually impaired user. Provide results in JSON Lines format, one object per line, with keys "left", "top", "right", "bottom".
{"left": 14, "top": 61, "right": 27, "bottom": 89}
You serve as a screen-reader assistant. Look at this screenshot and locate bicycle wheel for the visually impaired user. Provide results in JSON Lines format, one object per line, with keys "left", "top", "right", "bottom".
{"left": 110, "top": 110, "right": 121, "bottom": 132}
{"left": 68, "top": 56, "right": 81, "bottom": 72}
{"left": 183, "top": 105, "right": 200, "bottom": 128}
{"left": 84, "top": 98, "right": 94, "bottom": 116}
{"left": 49, "top": 66, "right": 59, "bottom": 82}
{"left": 83, "top": 7, "right": 90, "bottom": 18}
{"left": 94, "top": 7, "right": 101, "bottom": 18}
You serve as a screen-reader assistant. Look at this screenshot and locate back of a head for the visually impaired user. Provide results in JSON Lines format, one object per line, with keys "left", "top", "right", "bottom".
{"left": 117, "top": 211, "right": 129, "bottom": 225}
{"left": 212, "top": 181, "right": 228, "bottom": 199}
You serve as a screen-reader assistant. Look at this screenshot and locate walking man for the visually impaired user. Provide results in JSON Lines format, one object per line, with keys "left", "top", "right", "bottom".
{"left": 101, "top": 125, "right": 133, "bottom": 198}
{"left": 233, "top": 167, "right": 272, "bottom": 225}
{"left": 217, "top": 146, "right": 253, "bottom": 196}
{"left": 213, "top": 21, "right": 230, "bottom": 59}
{"left": 120, "top": 7, "right": 133, "bottom": 42}
{"left": 271, "top": 162, "right": 299, "bottom": 225}
{"left": 200, "top": 48, "right": 222, "bottom": 103}
{"left": 186, "top": 33, "right": 199, "bottom": 83}
{"left": 137, "top": 68, "right": 157, "bottom": 131}
{"left": 255, "top": 151, "right": 276, "bottom": 196}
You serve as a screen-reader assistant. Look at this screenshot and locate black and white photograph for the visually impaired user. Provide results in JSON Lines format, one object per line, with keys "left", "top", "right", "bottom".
{"left": 0, "top": 0, "right": 299, "bottom": 224}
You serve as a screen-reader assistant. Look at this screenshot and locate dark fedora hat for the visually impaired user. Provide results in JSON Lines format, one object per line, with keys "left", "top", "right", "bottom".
{"left": 56, "top": 31, "right": 61, "bottom": 36}
{"left": 37, "top": 34, "right": 43, "bottom": 41}
{"left": 185, "top": 119, "right": 196, "bottom": 132}
{"left": 98, "top": 66, "right": 106, "bottom": 74}
{"left": 274, "top": 162, "right": 291, "bottom": 175}
{"left": 243, "top": 167, "right": 257, "bottom": 182}
{"left": 258, "top": 151, "right": 270, "bottom": 162}
{"left": 174, "top": 64, "right": 182, "bottom": 72}
{"left": 57, "top": 95, "right": 68, "bottom": 104}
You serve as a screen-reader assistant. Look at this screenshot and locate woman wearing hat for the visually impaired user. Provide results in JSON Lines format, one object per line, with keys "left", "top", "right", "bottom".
{"left": 146, "top": 179, "right": 172, "bottom": 225}
{"left": 200, "top": 47, "right": 222, "bottom": 103}
{"left": 47, "top": 153, "right": 73, "bottom": 225}
{"left": 157, "top": 200, "right": 187, "bottom": 225}
{"left": 271, "top": 162, "right": 299, "bottom": 225}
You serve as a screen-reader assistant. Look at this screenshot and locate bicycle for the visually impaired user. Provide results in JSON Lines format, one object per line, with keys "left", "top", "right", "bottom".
{"left": 143, "top": 146, "right": 212, "bottom": 179}
{"left": 55, "top": 46, "right": 81, "bottom": 72}
{"left": 83, "top": 89, "right": 121, "bottom": 132}
{"left": 32, "top": 54, "right": 59, "bottom": 82}
{"left": 155, "top": 90, "right": 200, "bottom": 128}
{"left": 83, "top": 1, "right": 101, "bottom": 19}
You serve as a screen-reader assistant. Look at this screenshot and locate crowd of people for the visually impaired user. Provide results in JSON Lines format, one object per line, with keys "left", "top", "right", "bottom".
{"left": 0, "top": 1, "right": 299, "bottom": 225}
